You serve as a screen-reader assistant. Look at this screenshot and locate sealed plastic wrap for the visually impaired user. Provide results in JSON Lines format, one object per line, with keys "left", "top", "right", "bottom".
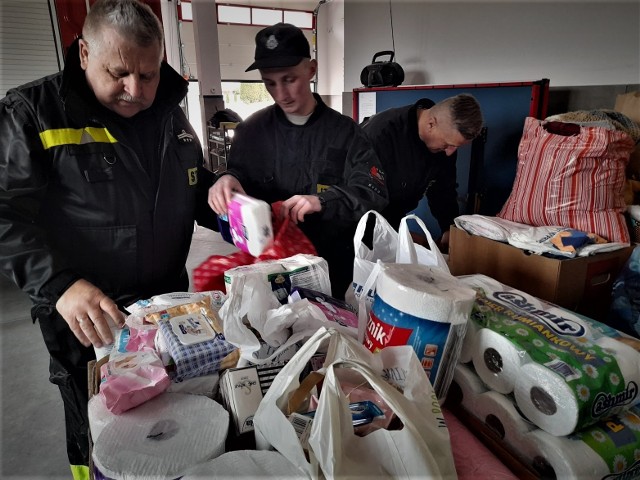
{"left": 458, "top": 274, "right": 640, "bottom": 436}
{"left": 225, "top": 193, "right": 273, "bottom": 257}
{"left": 156, "top": 304, "right": 238, "bottom": 382}
{"left": 91, "top": 392, "right": 228, "bottom": 480}
{"left": 447, "top": 361, "right": 640, "bottom": 480}
{"left": 181, "top": 450, "right": 302, "bottom": 479}
{"left": 365, "top": 263, "right": 476, "bottom": 400}
{"left": 498, "top": 116, "right": 635, "bottom": 243}
{"left": 98, "top": 350, "right": 170, "bottom": 414}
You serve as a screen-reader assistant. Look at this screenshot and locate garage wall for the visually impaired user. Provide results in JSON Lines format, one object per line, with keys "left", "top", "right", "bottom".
{"left": 0, "top": 0, "right": 61, "bottom": 96}
{"left": 344, "top": 1, "right": 640, "bottom": 91}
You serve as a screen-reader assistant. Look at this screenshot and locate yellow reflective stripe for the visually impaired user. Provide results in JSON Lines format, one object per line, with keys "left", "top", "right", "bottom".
{"left": 39, "top": 127, "right": 118, "bottom": 150}
{"left": 70, "top": 464, "right": 89, "bottom": 480}
{"left": 84, "top": 127, "right": 118, "bottom": 144}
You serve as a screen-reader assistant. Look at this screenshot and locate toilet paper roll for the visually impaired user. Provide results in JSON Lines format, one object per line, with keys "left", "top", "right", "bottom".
{"left": 472, "top": 328, "right": 528, "bottom": 394}
{"left": 513, "top": 338, "right": 640, "bottom": 437}
{"left": 459, "top": 318, "right": 481, "bottom": 364}
{"left": 517, "top": 406, "right": 640, "bottom": 480}
{"left": 88, "top": 394, "right": 114, "bottom": 442}
{"left": 448, "top": 363, "right": 487, "bottom": 411}
{"left": 92, "top": 392, "right": 228, "bottom": 480}
{"left": 518, "top": 429, "right": 609, "bottom": 479}
{"left": 474, "top": 390, "right": 536, "bottom": 444}
{"left": 181, "top": 450, "right": 303, "bottom": 479}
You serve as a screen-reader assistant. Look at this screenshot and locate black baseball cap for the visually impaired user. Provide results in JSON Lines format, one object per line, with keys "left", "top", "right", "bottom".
{"left": 245, "top": 23, "right": 311, "bottom": 72}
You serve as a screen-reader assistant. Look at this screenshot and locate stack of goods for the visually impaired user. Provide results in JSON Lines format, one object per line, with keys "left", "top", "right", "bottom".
{"left": 449, "top": 274, "right": 640, "bottom": 479}
{"left": 89, "top": 291, "right": 234, "bottom": 479}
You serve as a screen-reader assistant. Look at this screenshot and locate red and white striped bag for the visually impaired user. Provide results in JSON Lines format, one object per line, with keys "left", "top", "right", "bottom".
{"left": 498, "top": 117, "right": 634, "bottom": 243}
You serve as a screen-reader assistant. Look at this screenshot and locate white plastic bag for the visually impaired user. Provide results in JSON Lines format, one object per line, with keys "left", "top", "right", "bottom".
{"left": 309, "top": 358, "right": 457, "bottom": 479}
{"left": 253, "top": 327, "right": 457, "bottom": 479}
{"left": 348, "top": 212, "right": 450, "bottom": 341}
{"left": 397, "top": 214, "right": 450, "bottom": 271}
{"left": 219, "top": 275, "right": 357, "bottom": 366}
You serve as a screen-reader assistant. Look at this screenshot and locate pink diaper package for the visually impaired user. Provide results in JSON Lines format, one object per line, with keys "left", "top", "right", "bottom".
{"left": 99, "top": 350, "right": 170, "bottom": 414}
{"left": 227, "top": 193, "right": 273, "bottom": 257}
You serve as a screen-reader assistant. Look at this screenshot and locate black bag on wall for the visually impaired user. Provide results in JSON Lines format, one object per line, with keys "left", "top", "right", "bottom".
{"left": 360, "top": 51, "right": 405, "bottom": 88}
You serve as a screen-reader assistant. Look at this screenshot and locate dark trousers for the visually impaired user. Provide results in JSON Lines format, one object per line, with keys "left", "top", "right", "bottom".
{"left": 33, "top": 304, "right": 95, "bottom": 467}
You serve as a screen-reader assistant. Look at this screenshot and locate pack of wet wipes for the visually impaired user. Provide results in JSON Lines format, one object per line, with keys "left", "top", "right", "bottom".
{"left": 227, "top": 193, "right": 273, "bottom": 257}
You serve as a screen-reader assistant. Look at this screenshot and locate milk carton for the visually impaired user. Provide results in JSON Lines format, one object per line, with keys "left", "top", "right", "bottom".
{"left": 227, "top": 193, "right": 273, "bottom": 257}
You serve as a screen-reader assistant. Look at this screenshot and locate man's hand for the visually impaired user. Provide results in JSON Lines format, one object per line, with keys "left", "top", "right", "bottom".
{"left": 208, "top": 175, "right": 246, "bottom": 215}
{"left": 55, "top": 279, "right": 125, "bottom": 348}
{"left": 281, "top": 195, "right": 322, "bottom": 224}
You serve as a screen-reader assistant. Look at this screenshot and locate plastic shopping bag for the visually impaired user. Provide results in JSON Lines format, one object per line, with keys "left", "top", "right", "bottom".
{"left": 348, "top": 211, "right": 450, "bottom": 340}
{"left": 253, "top": 327, "right": 456, "bottom": 479}
{"left": 309, "top": 358, "right": 457, "bottom": 479}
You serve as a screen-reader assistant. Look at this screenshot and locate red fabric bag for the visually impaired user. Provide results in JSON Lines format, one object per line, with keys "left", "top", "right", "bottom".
{"left": 192, "top": 201, "right": 318, "bottom": 292}
{"left": 498, "top": 117, "right": 634, "bottom": 243}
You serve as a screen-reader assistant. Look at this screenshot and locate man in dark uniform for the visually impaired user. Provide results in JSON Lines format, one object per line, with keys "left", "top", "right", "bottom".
{"left": 362, "top": 94, "right": 483, "bottom": 252}
{"left": 208, "top": 23, "right": 388, "bottom": 299}
{"left": 0, "top": 1, "right": 216, "bottom": 477}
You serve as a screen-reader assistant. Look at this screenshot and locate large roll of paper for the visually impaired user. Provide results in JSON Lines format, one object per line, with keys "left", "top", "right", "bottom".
{"left": 474, "top": 390, "right": 536, "bottom": 443}
{"left": 472, "top": 327, "right": 528, "bottom": 394}
{"left": 181, "top": 450, "right": 303, "bottom": 479}
{"left": 92, "top": 392, "right": 228, "bottom": 480}
{"left": 517, "top": 406, "right": 640, "bottom": 479}
{"left": 366, "top": 263, "right": 476, "bottom": 399}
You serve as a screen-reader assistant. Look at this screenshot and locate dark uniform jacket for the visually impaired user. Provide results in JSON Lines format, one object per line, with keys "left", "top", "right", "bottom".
{"left": 362, "top": 98, "right": 459, "bottom": 233}
{"left": 0, "top": 41, "right": 215, "bottom": 309}
{"left": 224, "top": 93, "right": 388, "bottom": 297}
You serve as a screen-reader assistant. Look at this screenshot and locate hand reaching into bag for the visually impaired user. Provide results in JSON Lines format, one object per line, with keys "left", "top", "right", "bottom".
{"left": 280, "top": 194, "right": 322, "bottom": 224}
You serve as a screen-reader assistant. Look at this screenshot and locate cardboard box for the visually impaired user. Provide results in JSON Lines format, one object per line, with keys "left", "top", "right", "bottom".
{"left": 448, "top": 226, "right": 634, "bottom": 321}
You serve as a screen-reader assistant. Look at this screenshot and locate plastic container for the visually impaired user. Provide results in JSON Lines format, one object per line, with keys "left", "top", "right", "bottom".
{"left": 227, "top": 193, "right": 273, "bottom": 257}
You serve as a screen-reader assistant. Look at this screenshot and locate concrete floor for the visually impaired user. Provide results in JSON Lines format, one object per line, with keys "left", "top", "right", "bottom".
{"left": 0, "top": 225, "right": 236, "bottom": 479}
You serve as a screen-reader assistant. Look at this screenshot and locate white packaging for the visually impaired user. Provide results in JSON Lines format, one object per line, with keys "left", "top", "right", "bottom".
{"left": 227, "top": 193, "right": 273, "bottom": 257}
{"left": 220, "top": 366, "right": 264, "bottom": 435}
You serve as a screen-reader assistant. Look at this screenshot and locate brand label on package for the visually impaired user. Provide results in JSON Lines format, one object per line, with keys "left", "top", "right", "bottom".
{"left": 366, "top": 295, "right": 450, "bottom": 382}
{"left": 169, "top": 313, "right": 215, "bottom": 345}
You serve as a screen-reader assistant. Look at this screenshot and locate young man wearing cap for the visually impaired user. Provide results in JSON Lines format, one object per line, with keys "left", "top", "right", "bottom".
{"left": 208, "top": 23, "right": 388, "bottom": 299}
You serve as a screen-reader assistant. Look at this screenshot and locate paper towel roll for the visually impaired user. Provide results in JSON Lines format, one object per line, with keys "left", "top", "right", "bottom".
{"left": 474, "top": 390, "right": 536, "bottom": 444}
{"left": 448, "top": 363, "right": 488, "bottom": 411}
{"left": 472, "top": 328, "right": 527, "bottom": 394}
{"left": 459, "top": 318, "right": 481, "bottom": 364}
{"left": 92, "top": 392, "right": 228, "bottom": 480}
{"left": 374, "top": 263, "right": 476, "bottom": 323}
{"left": 368, "top": 263, "right": 476, "bottom": 399}
{"left": 514, "top": 337, "right": 640, "bottom": 436}
{"left": 181, "top": 450, "right": 303, "bottom": 479}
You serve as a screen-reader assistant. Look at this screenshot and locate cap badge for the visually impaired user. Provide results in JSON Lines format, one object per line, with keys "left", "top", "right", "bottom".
{"left": 266, "top": 34, "right": 278, "bottom": 50}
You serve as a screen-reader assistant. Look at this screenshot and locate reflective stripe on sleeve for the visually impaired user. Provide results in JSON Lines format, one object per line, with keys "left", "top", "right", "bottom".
{"left": 39, "top": 127, "right": 118, "bottom": 150}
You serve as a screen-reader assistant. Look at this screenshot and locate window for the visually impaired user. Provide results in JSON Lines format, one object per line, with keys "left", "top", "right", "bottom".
{"left": 217, "top": 3, "right": 313, "bottom": 30}
{"left": 179, "top": 2, "right": 313, "bottom": 29}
